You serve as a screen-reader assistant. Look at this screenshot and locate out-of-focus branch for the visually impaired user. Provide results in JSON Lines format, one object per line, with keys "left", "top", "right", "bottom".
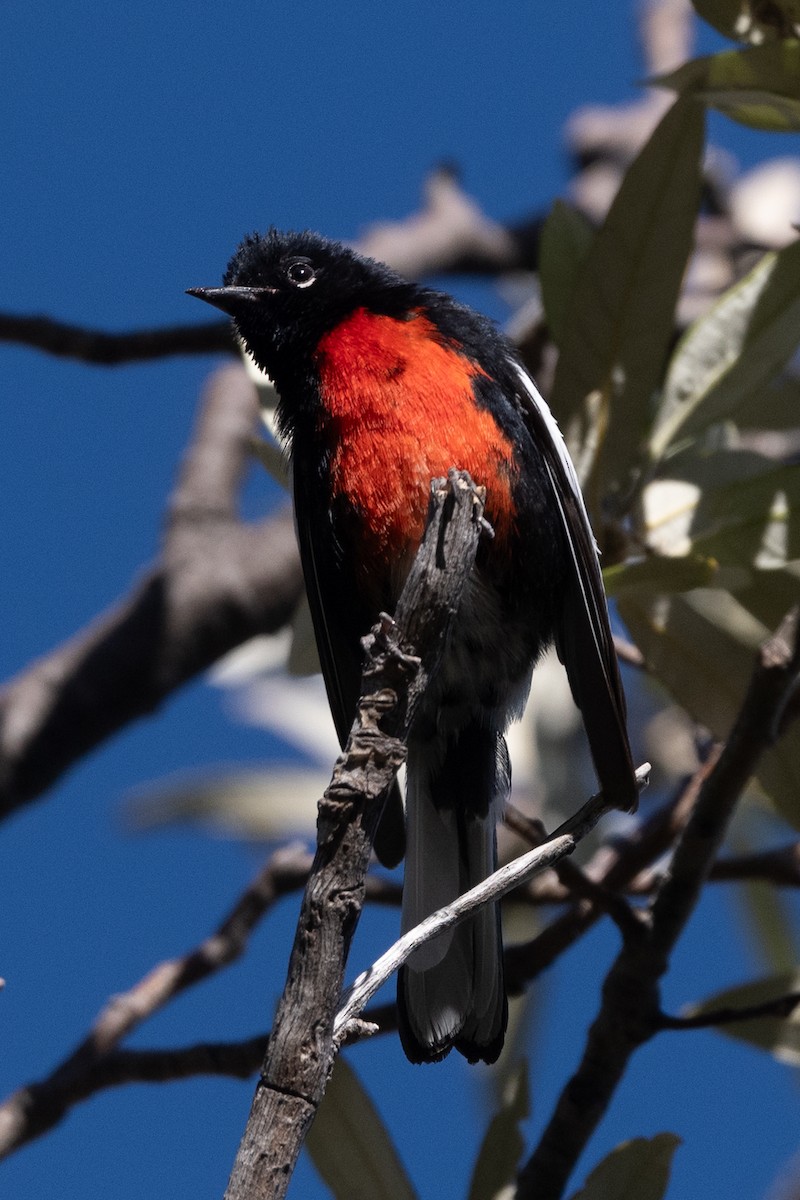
{"left": 0, "top": 313, "right": 236, "bottom": 363}
{"left": 504, "top": 803, "right": 644, "bottom": 936}
{"left": 630, "top": 840, "right": 800, "bottom": 894}
{"left": 334, "top": 771, "right": 649, "bottom": 1044}
{"left": 505, "top": 747, "right": 722, "bottom": 990}
{"left": 0, "top": 844, "right": 400, "bottom": 1160}
{"left": 0, "top": 843, "right": 311, "bottom": 1158}
{"left": 356, "top": 165, "right": 533, "bottom": 278}
{"left": 710, "top": 843, "right": 800, "bottom": 887}
{"left": 517, "top": 608, "right": 800, "bottom": 1200}
{"left": 658, "top": 991, "right": 800, "bottom": 1030}
{"left": 0, "top": 363, "right": 305, "bottom": 823}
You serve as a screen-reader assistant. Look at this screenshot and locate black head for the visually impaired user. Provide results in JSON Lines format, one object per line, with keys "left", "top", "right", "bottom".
{"left": 188, "top": 229, "right": 417, "bottom": 385}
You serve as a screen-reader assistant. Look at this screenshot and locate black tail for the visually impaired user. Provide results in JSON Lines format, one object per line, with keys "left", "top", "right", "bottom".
{"left": 398, "top": 729, "right": 508, "bottom": 1064}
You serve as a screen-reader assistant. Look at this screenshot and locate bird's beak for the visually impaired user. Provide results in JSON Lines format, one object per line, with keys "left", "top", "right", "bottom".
{"left": 186, "top": 285, "right": 275, "bottom": 318}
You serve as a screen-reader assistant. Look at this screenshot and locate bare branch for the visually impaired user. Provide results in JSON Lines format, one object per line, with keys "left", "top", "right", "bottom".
{"left": 0, "top": 172, "right": 545, "bottom": 372}
{"left": 0, "top": 364, "right": 305, "bottom": 822}
{"left": 335, "top": 769, "right": 650, "bottom": 1044}
{"left": 0, "top": 848, "right": 402, "bottom": 1160}
{"left": 0, "top": 844, "right": 312, "bottom": 1158}
{"left": 222, "top": 471, "right": 488, "bottom": 1200}
{"left": 710, "top": 843, "right": 800, "bottom": 888}
{"left": 504, "top": 803, "right": 644, "bottom": 936}
{"left": 504, "top": 748, "right": 721, "bottom": 991}
{"left": 517, "top": 608, "right": 800, "bottom": 1200}
{"left": 357, "top": 165, "right": 530, "bottom": 278}
{"left": 658, "top": 992, "right": 800, "bottom": 1031}
{"left": 0, "top": 313, "right": 235, "bottom": 363}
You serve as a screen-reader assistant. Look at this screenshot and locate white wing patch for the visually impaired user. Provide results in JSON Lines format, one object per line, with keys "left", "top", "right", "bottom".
{"left": 511, "top": 361, "right": 597, "bottom": 549}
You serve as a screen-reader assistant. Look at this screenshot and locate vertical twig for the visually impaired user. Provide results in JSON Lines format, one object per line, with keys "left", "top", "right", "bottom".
{"left": 223, "top": 471, "right": 487, "bottom": 1200}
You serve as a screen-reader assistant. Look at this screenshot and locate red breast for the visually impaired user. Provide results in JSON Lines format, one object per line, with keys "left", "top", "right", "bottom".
{"left": 314, "top": 307, "right": 517, "bottom": 575}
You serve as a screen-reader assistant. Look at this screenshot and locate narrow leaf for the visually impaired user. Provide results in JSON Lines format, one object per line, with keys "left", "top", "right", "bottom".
{"left": 307, "top": 1058, "right": 418, "bottom": 1200}
{"left": 538, "top": 201, "right": 595, "bottom": 346}
{"left": 620, "top": 588, "right": 764, "bottom": 733}
{"left": 568, "top": 1134, "right": 681, "bottom": 1200}
{"left": 468, "top": 1062, "right": 529, "bottom": 1200}
{"left": 684, "top": 971, "right": 800, "bottom": 1065}
{"left": 732, "top": 833, "right": 800, "bottom": 974}
{"left": 650, "top": 238, "right": 800, "bottom": 458}
{"left": 550, "top": 98, "right": 704, "bottom": 490}
{"left": 735, "top": 374, "right": 800, "bottom": 431}
{"left": 603, "top": 554, "right": 718, "bottom": 598}
{"left": 733, "top": 562, "right": 800, "bottom": 629}
{"left": 655, "top": 41, "right": 800, "bottom": 131}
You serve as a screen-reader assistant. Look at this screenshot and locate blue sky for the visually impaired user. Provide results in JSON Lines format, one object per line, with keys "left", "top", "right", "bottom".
{"left": 1, "top": 3, "right": 799, "bottom": 1198}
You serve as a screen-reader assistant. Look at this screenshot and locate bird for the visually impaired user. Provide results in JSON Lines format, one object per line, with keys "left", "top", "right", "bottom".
{"left": 188, "top": 229, "right": 636, "bottom": 1065}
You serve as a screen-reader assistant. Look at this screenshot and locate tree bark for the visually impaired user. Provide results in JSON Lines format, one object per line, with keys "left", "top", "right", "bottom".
{"left": 223, "top": 471, "right": 487, "bottom": 1200}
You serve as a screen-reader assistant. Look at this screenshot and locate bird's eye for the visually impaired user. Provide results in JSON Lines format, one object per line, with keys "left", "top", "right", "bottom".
{"left": 285, "top": 260, "right": 317, "bottom": 288}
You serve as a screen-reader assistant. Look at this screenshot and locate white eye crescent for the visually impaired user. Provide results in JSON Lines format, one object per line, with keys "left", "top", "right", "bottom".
{"left": 286, "top": 260, "right": 317, "bottom": 288}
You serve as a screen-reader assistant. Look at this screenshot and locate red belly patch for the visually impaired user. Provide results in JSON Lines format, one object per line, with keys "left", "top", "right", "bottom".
{"left": 315, "top": 307, "right": 516, "bottom": 571}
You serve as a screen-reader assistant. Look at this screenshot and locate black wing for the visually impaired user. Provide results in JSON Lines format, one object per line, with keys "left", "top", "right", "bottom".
{"left": 292, "top": 469, "right": 406, "bottom": 863}
{"left": 512, "top": 363, "right": 638, "bottom": 812}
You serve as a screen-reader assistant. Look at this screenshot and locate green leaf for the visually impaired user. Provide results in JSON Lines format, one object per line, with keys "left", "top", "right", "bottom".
{"left": 620, "top": 587, "right": 764, "bottom": 731}
{"left": 603, "top": 554, "right": 718, "bottom": 598}
{"left": 538, "top": 201, "right": 595, "bottom": 346}
{"left": 654, "top": 41, "right": 800, "bottom": 131}
{"left": 650, "top": 239, "right": 800, "bottom": 459}
{"left": 568, "top": 1134, "right": 681, "bottom": 1200}
{"left": 734, "top": 374, "right": 800, "bottom": 430}
{"left": 732, "top": 850, "right": 800, "bottom": 974}
{"left": 468, "top": 1062, "right": 529, "bottom": 1200}
{"left": 678, "top": 455, "right": 800, "bottom": 568}
{"left": 692, "top": 0, "right": 800, "bottom": 43}
{"left": 618, "top": 588, "right": 800, "bottom": 829}
{"left": 683, "top": 971, "right": 800, "bottom": 1065}
{"left": 550, "top": 98, "right": 704, "bottom": 492}
{"left": 732, "top": 562, "right": 800, "bottom": 629}
{"left": 307, "top": 1058, "right": 418, "bottom": 1200}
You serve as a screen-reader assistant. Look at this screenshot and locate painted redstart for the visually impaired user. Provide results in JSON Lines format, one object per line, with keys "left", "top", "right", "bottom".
{"left": 189, "top": 230, "right": 636, "bottom": 1065}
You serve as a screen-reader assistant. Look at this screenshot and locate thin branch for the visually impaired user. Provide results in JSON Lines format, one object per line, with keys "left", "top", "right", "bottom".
{"left": 632, "top": 839, "right": 800, "bottom": 893}
{"left": 0, "top": 844, "right": 312, "bottom": 1158}
{"left": 0, "top": 313, "right": 236, "bottom": 363}
{"left": 356, "top": 165, "right": 533, "bottom": 278}
{"left": 710, "top": 843, "right": 800, "bottom": 888}
{"left": 222, "top": 471, "right": 489, "bottom": 1200}
{"left": 504, "top": 747, "right": 722, "bottom": 992}
{"left": 0, "top": 363, "right": 305, "bottom": 822}
{"left": 657, "top": 992, "right": 800, "bottom": 1031}
{"left": 0, "top": 843, "right": 402, "bottom": 1160}
{"left": 503, "top": 803, "right": 644, "bottom": 936}
{"left": 0, "top": 171, "right": 544, "bottom": 370}
{"left": 335, "top": 770, "right": 650, "bottom": 1043}
{"left": 517, "top": 608, "right": 800, "bottom": 1200}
